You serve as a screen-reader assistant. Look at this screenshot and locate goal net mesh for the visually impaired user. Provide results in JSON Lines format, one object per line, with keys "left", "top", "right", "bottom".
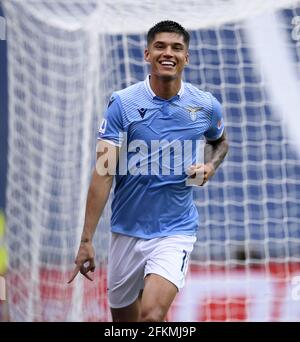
{"left": 3, "top": 0, "right": 300, "bottom": 321}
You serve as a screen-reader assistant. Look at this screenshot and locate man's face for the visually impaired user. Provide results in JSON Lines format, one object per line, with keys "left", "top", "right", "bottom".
{"left": 144, "top": 32, "right": 189, "bottom": 80}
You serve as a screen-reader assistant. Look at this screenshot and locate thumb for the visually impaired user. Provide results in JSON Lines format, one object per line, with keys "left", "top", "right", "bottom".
{"left": 90, "top": 259, "right": 96, "bottom": 272}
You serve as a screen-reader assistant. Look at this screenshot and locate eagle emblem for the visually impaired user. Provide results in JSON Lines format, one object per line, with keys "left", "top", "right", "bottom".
{"left": 185, "top": 106, "right": 202, "bottom": 121}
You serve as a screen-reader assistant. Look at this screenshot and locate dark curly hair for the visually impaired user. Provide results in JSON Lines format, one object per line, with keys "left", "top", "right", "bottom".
{"left": 147, "top": 20, "right": 190, "bottom": 47}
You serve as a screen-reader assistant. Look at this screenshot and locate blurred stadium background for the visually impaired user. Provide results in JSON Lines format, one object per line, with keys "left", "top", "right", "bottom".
{"left": 0, "top": 0, "right": 300, "bottom": 321}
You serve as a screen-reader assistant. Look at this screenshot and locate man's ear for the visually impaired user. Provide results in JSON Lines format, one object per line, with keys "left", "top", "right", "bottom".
{"left": 144, "top": 48, "right": 150, "bottom": 62}
{"left": 185, "top": 52, "right": 189, "bottom": 65}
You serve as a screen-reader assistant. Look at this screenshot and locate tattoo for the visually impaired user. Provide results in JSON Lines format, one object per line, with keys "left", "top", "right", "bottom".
{"left": 204, "top": 130, "right": 229, "bottom": 171}
{"left": 80, "top": 238, "right": 90, "bottom": 243}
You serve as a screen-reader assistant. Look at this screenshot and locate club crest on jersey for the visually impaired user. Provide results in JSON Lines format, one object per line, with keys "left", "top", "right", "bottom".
{"left": 185, "top": 106, "right": 202, "bottom": 121}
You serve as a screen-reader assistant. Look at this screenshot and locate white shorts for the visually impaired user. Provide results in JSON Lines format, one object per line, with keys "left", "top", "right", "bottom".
{"left": 107, "top": 233, "right": 197, "bottom": 309}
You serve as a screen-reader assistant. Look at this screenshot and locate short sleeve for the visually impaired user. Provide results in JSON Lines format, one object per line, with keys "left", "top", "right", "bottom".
{"left": 97, "top": 93, "right": 124, "bottom": 147}
{"left": 204, "top": 95, "right": 225, "bottom": 141}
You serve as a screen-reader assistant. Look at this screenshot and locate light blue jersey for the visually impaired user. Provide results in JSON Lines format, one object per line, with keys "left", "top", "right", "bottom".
{"left": 98, "top": 76, "right": 224, "bottom": 239}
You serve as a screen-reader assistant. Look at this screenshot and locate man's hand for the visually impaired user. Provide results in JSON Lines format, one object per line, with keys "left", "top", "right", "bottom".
{"left": 186, "top": 162, "right": 215, "bottom": 186}
{"left": 68, "top": 241, "right": 96, "bottom": 284}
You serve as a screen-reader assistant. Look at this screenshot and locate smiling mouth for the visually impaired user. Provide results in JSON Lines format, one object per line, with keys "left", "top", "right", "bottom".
{"left": 159, "top": 61, "right": 176, "bottom": 67}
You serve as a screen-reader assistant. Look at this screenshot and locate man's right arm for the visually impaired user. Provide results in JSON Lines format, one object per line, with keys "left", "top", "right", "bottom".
{"left": 68, "top": 140, "right": 119, "bottom": 283}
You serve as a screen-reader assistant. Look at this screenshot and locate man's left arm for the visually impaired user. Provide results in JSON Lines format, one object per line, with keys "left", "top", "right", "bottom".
{"left": 187, "top": 130, "right": 229, "bottom": 186}
{"left": 202, "top": 130, "right": 229, "bottom": 185}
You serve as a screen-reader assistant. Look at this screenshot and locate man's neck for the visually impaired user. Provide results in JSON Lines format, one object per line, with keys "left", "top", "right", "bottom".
{"left": 149, "top": 75, "right": 182, "bottom": 100}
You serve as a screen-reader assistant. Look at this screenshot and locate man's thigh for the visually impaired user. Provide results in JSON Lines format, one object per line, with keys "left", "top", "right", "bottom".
{"left": 108, "top": 233, "right": 145, "bottom": 309}
{"left": 143, "top": 234, "right": 197, "bottom": 290}
{"left": 141, "top": 273, "right": 178, "bottom": 321}
{"left": 110, "top": 290, "right": 143, "bottom": 322}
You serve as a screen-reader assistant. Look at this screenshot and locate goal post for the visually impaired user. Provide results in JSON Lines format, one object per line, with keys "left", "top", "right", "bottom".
{"left": 3, "top": 0, "right": 108, "bottom": 321}
{"left": 3, "top": 0, "right": 300, "bottom": 321}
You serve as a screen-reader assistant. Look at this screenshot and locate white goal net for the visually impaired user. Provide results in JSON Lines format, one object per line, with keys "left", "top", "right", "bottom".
{"left": 3, "top": 0, "right": 300, "bottom": 321}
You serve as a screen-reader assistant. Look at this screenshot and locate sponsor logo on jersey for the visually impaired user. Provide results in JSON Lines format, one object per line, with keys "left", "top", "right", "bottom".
{"left": 217, "top": 118, "right": 223, "bottom": 129}
{"left": 138, "top": 108, "right": 147, "bottom": 118}
{"left": 99, "top": 118, "right": 107, "bottom": 134}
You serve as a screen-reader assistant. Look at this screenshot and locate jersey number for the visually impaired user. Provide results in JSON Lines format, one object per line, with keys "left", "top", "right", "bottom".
{"left": 181, "top": 250, "right": 188, "bottom": 272}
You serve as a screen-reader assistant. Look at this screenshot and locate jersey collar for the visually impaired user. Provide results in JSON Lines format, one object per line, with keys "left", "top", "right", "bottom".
{"left": 144, "top": 75, "right": 184, "bottom": 100}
